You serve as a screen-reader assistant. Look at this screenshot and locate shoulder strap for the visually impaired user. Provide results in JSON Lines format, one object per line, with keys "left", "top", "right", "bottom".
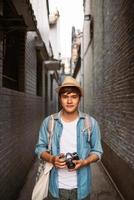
{"left": 83, "top": 114, "right": 92, "bottom": 138}
{"left": 47, "top": 114, "right": 55, "bottom": 151}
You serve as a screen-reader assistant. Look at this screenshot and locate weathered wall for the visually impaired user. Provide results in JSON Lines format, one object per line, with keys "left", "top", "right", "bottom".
{"left": 83, "top": 0, "right": 134, "bottom": 199}
{"left": 82, "top": 0, "right": 93, "bottom": 112}
{"left": 0, "top": 32, "right": 45, "bottom": 200}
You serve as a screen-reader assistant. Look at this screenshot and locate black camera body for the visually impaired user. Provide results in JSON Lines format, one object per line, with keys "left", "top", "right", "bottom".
{"left": 65, "top": 152, "right": 79, "bottom": 169}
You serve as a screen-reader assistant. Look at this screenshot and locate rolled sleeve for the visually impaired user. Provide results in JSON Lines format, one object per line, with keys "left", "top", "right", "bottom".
{"left": 35, "top": 117, "right": 49, "bottom": 159}
{"left": 90, "top": 118, "right": 103, "bottom": 159}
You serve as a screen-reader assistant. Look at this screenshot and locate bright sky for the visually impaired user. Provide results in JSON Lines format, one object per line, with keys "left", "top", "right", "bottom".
{"left": 49, "top": 0, "right": 84, "bottom": 58}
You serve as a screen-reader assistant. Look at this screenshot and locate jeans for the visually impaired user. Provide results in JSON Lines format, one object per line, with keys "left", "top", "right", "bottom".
{"left": 45, "top": 189, "right": 90, "bottom": 200}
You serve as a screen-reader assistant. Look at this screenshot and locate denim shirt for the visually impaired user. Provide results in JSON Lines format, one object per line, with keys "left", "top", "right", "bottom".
{"left": 35, "top": 111, "right": 103, "bottom": 200}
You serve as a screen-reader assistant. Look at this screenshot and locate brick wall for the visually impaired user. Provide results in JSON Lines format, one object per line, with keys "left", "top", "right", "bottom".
{"left": 0, "top": 31, "right": 46, "bottom": 199}
{"left": 0, "top": 89, "right": 44, "bottom": 200}
{"left": 25, "top": 32, "right": 37, "bottom": 95}
{"left": 102, "top": 0, "right": 134, "bottom": 165}
{"left": 0, "top": 40, "right": 2, "bottom": 87}
{"left": 83, "top": 0, "right": 134, "bottom": 199}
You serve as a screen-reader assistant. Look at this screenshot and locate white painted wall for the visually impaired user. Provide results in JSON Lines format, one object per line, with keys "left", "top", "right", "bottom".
{"left": 49, "top": 15, "right": 61, "bottom": 60}
{"left": 49, "top": 0, "right": 84, "bottom": 58}
{"left": 30, "top": 0, "right": 52, "bottom": 56}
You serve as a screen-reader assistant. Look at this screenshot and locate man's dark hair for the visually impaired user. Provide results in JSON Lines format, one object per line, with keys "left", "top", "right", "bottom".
{"left": 59, "top": 86, "right": 81, "bottom": 97}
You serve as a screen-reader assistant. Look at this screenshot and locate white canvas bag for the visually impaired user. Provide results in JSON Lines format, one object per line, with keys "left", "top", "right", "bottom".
{"left": 31, "top": 162, "right": 53, "bottom": 200}
{"left": 32, "top": 115, "right": 55, "bottom": 200}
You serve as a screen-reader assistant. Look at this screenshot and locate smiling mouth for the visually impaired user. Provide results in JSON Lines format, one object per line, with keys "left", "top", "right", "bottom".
{"left": 66, "top": 105, "right": 74, "bottom": 107}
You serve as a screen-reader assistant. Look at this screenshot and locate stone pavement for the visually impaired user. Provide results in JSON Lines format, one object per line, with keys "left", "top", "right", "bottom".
{"left": 90, "top": 162, "right": 124, "bottom": 200}
{"left": 17, "top": 161, "right": 124, "bottom": 200}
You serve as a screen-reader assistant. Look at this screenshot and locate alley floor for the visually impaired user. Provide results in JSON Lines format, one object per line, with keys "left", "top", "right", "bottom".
{"left": 17, "top": 161, "right": 124, "bottom": 200}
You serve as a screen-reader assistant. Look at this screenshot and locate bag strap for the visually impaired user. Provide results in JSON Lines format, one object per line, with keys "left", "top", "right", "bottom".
{"left": 47, "top": 114, "right": 55, "bottom": 151}
{"left": 83, "top": 114, "right": 92, "bottom": 139}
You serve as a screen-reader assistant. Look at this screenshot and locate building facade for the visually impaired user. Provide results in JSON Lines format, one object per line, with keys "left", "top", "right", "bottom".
{"left": 82, "top": 0, "right": 134, "bottom": 199}
{"left": 0, "top": 0, "right": 59, "bottom": 199}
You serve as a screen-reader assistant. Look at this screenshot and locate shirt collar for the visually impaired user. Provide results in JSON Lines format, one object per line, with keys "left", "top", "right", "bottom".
{"left": 53, "top": 110, "right": 86, "bottom": 120}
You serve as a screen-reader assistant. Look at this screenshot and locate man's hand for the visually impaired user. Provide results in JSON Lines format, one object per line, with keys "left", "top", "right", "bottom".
{"left": 41, "top": 152, "right": 66, "bottom": 169}
{"left": 69, "top": 153, "right": 99, "bottom": 171}
{"left": 53, "top": 154, "right": 67, "bottom": 169}
{"left": 69, "top": 159, "right": 87, "bottom": 171}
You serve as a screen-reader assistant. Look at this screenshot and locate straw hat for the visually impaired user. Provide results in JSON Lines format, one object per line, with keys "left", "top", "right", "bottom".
{"left": 56, "top": 76, "right": 83, "bottom": 96}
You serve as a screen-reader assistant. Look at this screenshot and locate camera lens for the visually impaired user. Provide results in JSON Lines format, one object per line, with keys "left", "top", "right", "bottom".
{"left": 65, "top": 153, "right": 76, "bottom": 169}
{"left": 66, "top": 158, "right": 75, "bottom": 169}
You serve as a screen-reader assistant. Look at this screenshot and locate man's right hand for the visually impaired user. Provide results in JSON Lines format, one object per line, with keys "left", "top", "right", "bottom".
{"left": 41, "top": 152, "right": 67, "bottom": 169}
{"left": 52, "top": 154, "right": 67, "bottom": 169}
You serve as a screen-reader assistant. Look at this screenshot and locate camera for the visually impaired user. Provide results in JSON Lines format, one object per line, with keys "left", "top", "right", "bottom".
{"left": 65, "top": 152, "right": 79, "bottom": 169}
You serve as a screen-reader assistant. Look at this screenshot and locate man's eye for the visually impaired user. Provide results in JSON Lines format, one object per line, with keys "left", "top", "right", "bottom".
{"left": 62, "top": 95, "right": 68, "bottom": 98}
{"left": 61, "top": 95, "right": 78, "bottom": 99}
{"left": 72, "top": 95, "right": 79, "bottom": 98}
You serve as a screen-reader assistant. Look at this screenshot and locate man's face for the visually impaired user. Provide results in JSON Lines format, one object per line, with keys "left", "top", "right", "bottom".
{"left": 60, "top": 92, "right": 80, "bottom": 114}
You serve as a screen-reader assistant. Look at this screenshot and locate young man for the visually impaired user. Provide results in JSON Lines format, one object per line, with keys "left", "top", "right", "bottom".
{"left": 35, "top": 76, "right": 103, "bottom": 200}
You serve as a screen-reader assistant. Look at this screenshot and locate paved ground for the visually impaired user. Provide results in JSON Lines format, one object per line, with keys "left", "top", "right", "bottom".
{"left": 90, "top": 162, "right": 124, "bottom": 200}
{"left": 17, "top": 161, "right": 124, "bottom": 200}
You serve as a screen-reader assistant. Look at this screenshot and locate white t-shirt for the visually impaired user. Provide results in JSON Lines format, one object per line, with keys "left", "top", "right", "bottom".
{"left": 58, "top": 118, "right": 78, "bottom": 189}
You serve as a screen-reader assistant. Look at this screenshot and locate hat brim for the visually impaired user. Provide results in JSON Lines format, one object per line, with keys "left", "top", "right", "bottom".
{"left": 55, "top": 85, "right": 83, "bottom": 96}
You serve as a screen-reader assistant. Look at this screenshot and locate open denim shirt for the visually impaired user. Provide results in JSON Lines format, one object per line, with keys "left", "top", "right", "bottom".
{"left": 35, "top": 111, "right": 103, "bottom": 200}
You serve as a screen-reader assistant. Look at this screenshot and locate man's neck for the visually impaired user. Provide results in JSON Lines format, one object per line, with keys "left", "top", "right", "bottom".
{"left": 61, "top": 110, "right": 79, "bottom": 122}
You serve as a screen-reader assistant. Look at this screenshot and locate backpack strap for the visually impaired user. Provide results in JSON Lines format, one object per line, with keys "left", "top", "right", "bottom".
{"left": 47, "top": 114, "right": 55, "bottom": 151}
{"left": 83, "top": 114, "right": 92, "bottom": 140}
{"left": 47, "top": 113, "right": 58, "bottom": 151}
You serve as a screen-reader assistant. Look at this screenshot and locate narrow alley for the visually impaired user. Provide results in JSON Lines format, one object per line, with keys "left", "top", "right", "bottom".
{"left": 17, "top": 161, "right": 123, "bottom": 200}
{"left": 0, "top": 0, "right": 134, "bottom": 200}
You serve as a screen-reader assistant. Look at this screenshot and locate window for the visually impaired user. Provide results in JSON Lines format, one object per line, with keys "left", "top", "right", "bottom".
{"left": 36, "top": 51, "right": 42, "bottom": 96}
{"left": 2, "top": 0, "right": 25, "bottom": 91}
{"left": 50, "top": 74, "right": 53, "bottom": 100}
{"left": 3, "top": 31, "right": 24, "bottom": 91}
